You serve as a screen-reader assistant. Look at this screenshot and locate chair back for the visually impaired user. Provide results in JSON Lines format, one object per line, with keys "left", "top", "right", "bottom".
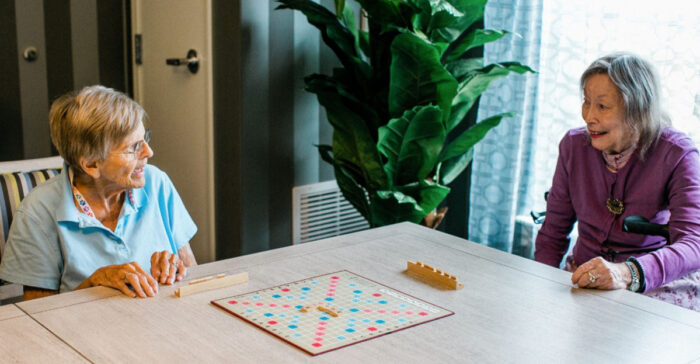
{"left": 0, "top": 156, "right": 63, "bottom": 262}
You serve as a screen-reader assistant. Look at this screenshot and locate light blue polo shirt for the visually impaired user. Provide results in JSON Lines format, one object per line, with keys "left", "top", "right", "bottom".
{"left": 0, "top": 164, "right": 197, "bottom": 292}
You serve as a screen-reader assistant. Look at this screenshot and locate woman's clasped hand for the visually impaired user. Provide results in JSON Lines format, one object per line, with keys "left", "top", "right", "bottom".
{"left": 150, "top": 250, "right": 187, "bottom": 285}
{"left": 570, "top": 257, "right": 631, "bottom": 290}
{"left": 84, "top": 261, "right": 158, "bottom": 298}
{"left": 78, "top": 250, "right": 187, "bottom": 298}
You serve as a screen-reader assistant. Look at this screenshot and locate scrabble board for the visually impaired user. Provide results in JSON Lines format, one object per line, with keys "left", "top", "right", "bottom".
{"left": 211, "top": 270, "right": 454, "bottom": 355}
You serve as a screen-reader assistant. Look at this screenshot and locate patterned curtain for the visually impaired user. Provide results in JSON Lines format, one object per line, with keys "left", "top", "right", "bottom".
{"left": 469, "top": 0, "right": 700, "bottom": 257}
{"left": 467, "top": 0, "right": 543, "bottom": 254}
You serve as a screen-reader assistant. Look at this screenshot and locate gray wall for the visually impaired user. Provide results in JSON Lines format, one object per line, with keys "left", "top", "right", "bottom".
{"left": 0, "top": 0, "right": 130, "bottom": 161}
{"left": 214, "top": 0, "right": 334, "bottom": 259}
{"left": 0, "top": 0, "right": 23, "bottom": 160}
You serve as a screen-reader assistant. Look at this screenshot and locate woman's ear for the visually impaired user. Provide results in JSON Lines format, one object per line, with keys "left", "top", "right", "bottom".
{"left": 78, "top": 156, "right": 101, "bottom": 180}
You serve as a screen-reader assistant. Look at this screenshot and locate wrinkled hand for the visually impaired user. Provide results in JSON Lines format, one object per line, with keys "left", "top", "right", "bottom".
{"left": 88, "top": 262, "right": 158, "bottom": 298}
{"left": 571, "top": 257, "right": 631, "bottom": 290}
{"left": 151, "top": 250, "right": 186, "bottom": 285}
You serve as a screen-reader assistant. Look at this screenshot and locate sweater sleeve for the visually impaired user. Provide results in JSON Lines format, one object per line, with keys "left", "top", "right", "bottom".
{"left": 637, "top": 148, "right": 700, "bottom": 291}
{"left": 534, "top": 134, "right": 578, "bottom": 268}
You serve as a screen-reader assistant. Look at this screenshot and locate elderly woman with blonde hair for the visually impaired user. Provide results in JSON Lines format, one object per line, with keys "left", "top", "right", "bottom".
{"left": 535, "top": 53, "right": 700, "bottom": 311}
{"left": 0, "top": 85, "right": 197, "bottom": 300}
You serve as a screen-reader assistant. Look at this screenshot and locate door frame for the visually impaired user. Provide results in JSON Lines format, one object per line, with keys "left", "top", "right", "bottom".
{"left": 129, "top": 0, "right": 216, "bottom": 262}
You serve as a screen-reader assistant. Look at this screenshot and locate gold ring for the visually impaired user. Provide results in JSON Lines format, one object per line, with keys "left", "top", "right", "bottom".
{"left": 587, "top": 271, "right": 596, "bottom": 283}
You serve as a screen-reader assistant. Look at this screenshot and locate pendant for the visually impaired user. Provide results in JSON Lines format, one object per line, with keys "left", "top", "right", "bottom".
{"left": 606, "top": 198, "right": 624, "bottom": 215}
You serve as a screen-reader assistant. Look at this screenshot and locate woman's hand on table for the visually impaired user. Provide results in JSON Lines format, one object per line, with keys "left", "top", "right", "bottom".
{"left": 150, "top": 250, "right": 186, "bottom": 285}
{"left": 80, "top": 262, "right": 159, "bottom": 298}
{"left": 571, "top": 257, "right": 631, "bottom": 290}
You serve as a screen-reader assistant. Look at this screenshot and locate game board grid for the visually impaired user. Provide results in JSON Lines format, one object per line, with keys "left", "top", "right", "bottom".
{"left": 212, "top": 271, "right": 454, "bottom": 355}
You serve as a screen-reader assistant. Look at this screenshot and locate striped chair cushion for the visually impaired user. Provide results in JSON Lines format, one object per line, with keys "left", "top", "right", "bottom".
{"left": 0, "top": 168, "right": 61, "bottom": 265}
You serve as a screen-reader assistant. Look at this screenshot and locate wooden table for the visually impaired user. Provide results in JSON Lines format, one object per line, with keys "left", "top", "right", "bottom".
{"left": 0, "top": 302, "right": 87, "bottom": 362}
{"left": 3, "top": 223, "right": 700, "bottom": 363}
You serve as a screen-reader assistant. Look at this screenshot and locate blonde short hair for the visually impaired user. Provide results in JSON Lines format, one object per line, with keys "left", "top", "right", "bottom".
{"left": 49, "top": 85, "right": 147, "bottom": 169}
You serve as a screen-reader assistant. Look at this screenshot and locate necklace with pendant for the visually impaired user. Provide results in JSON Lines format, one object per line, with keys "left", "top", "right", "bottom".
{"left": 602, "top": 146, "right": 634, "bottom": 216}
{"left": 606, "top": 198, "right": 624, "bottom": 215}
{"left": 606, "top": 177, "right": 625, "bottom": 215}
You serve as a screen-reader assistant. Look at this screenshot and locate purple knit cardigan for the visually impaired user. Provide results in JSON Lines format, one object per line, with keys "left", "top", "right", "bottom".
{"left": 535, "top": 126, "right": 700, "bottom": 291}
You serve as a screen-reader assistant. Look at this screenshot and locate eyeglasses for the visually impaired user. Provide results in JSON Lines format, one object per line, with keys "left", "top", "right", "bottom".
{"left": 121, "top": 129, "right": 151, "bottom": 155}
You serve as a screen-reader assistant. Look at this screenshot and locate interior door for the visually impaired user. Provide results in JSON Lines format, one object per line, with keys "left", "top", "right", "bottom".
{"left": 131, "top": 0, "right": 214, "bottom": 262}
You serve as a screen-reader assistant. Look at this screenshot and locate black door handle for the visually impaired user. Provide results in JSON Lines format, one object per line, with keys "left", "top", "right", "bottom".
{"left": 165, "top": 49, "right": 199, "bottom": 74}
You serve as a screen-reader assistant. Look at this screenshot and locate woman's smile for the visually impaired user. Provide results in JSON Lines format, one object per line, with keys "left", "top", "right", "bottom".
{"left": 132, "top": 166, "right": 146, "bottom": 178}
{"left": 588, "top": 129, "right": 607, "bottom": 139}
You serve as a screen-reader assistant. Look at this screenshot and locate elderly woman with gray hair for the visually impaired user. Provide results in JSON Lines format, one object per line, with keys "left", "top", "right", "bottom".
{"left": 0, "top": 85, "right": 197, "bottom": 300}
{"left": 535, "top": 53, "right": 700, "bottom": 311}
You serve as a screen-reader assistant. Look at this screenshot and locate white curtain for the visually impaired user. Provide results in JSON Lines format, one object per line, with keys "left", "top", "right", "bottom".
{"left": 468, "top": 0, "right": 543, "bottom": 254}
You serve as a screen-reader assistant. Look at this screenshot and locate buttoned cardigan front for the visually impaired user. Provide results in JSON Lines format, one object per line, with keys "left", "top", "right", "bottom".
{"left": 535, "top": 126, "right": 700, "bottom": 291}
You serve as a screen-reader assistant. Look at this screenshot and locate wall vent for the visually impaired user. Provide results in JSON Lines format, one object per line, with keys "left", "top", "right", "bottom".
{"left": 292, "top": 180, "right": 369, "bottom": 244}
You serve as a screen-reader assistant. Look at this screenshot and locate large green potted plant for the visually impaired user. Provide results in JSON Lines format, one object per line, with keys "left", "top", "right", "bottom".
{"left": 278, "top": 0, "right": 533, "bottom": 228}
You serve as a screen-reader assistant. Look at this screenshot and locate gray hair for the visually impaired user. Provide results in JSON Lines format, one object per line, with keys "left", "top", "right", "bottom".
{"left": 580, "top": 52, "right": 669, "bottom": 159}
{"left": 49, "top": 85, "right": 147, "bottom": 170}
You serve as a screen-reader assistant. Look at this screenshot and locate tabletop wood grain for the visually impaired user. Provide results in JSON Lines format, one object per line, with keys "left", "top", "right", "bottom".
{"left": 0, "top": 303, "right": 88, "bottom": 362}
{"left": 8, "top": 223, "right": 700, "bottom": 363}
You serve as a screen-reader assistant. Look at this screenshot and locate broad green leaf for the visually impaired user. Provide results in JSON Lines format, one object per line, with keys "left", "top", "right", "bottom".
{"left": 447, "top": 62, "right": 534, "bottom": 130}
{"left": 430, "top": 0, "right": 464, "bottom": 26}
{"left": 334, "top": 0, "right": 345, "bottom": 17}
{"left": 378, "top": 105, "right": 445, "bottom": 185}
{"left": 408, "top": 0, "right": 463, "bottom": 37}
{"left": 317, "top": 144, "right": 334, "bottom": 165}
{"left": 306, "top": 74, "right": 382, "bottom": 132}
{"left": 355, "top": 0, "right": 410, "bottom": 32}
{"left": 276, "top": 0, "right": 352, "bottom": 57}
{"left": 307, "top": 80, "right": 389, "bottom": 191}
{"left": 277, "top": 0, "right": 371, "bottom": 81}
{"left": 408, "top": 0, "right": 431, "bottom": 32}
{"left": 370, "top": 190, "right": 425, "bottom": 225}
{"left": 446, "top": 0, "right": 488, "bottom": 28}
{"left": 445, "top": 57, "right": 483, "bottom": 79}
{"left": 328, "top": 113, "right": 387, "bottom": 191}
{"left": 489, "top": 61, "right": 536, "bottom": 75}
{"left": 430, "top": 0, "right": 487, "bottom": 43}
{"left": 443, "top": 29, "right": 511, "bottom": 62}
{"left": 369, "top": 181, "right": 450, "bottom": 226}
{"left": 397, "top": 180, "right": 450, "bottom": 218}
{"left": 341, "top": 5, "right": 365, "bottom": 60}
{"left": 334, "top": 161, "right": 372, "bottom": 222}
{"left": 318, "top": 144, "right": 365, "bottom": 185}
{"left": 318, "top": 144, "right": 372, "bottom": 222}
{"left": 438, "top": 112, "right": 514, "bottom": 184}
{"left": 431, "top": 41, "right": 450, "bottom": 55}
{"left": 359, "top": 30, "right": 370, "bottom": 57}
{"left": 437, "top": 147, "right": 473, "bottom": 185}
{"left": 440, "top": 112, "right": 514, "bottom": 161}
{"left": 388, "top": 33, "right": 458, "bottom": 120}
